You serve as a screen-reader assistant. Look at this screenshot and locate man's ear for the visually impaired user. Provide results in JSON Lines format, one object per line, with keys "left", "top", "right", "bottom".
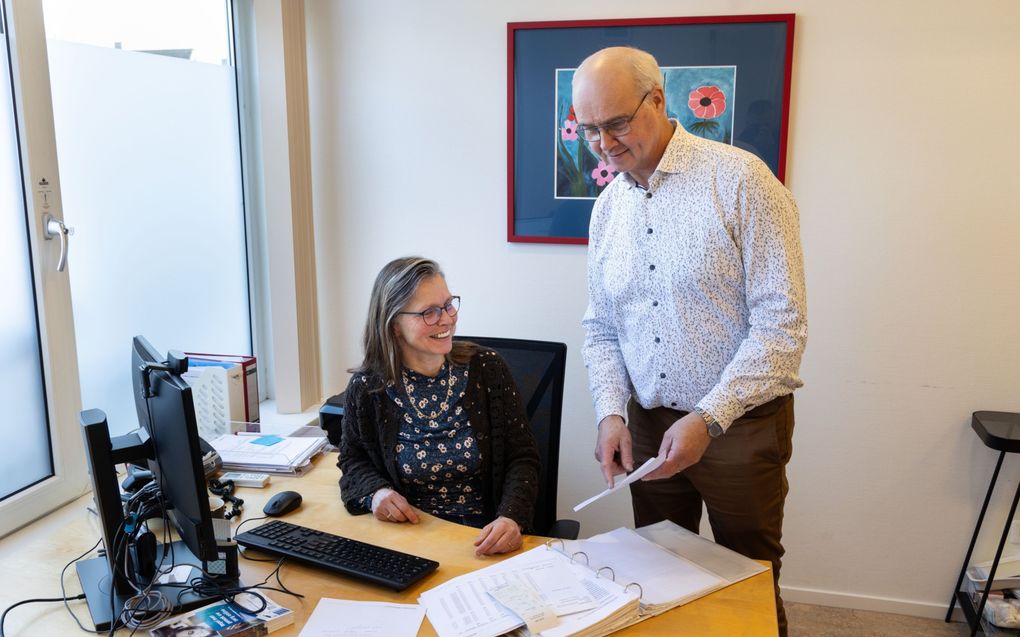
{"left": 650, "top": 87, "right": 667, "bottom": 113}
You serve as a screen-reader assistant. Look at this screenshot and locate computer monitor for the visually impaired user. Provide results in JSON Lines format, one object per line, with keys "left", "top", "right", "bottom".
{"left": 75, "top": 335, "right": 238, "bottom": 630}
{"left": 131, "top": 335, "right": 221, "bottom": 564}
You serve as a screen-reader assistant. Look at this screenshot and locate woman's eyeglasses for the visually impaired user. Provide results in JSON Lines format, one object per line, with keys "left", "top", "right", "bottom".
{"left": 397, "top": 296, "right": 460, "bottom": 326}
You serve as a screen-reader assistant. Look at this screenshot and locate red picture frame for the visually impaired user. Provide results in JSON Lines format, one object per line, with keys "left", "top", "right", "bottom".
{"left": 507, "top": 15, "right": 796, "bottom": 244}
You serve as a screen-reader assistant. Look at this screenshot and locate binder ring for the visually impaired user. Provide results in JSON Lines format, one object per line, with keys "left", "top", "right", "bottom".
{"left": 596, "top": 566, "right": 616, "bottom": 581}
{"left": 544, "top": 538, "right": 564, "bottom": 551}
{"left": 570, "top": 551, "right": 589, "bottom": 565}
{"left": 625, "top": 582, "right": 643, "bottom": 598}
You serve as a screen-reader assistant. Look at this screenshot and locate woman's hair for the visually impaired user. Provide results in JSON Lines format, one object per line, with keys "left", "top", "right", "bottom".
{"left": 352, "top": 256, "right": 474, "bottom": 385}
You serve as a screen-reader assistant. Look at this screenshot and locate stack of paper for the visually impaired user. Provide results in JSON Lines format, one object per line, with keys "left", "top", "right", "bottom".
{"left": 419, "top": 544, "right": 639, "bottom": 637}
{"left": 209, "top": 433, "right": 327, "bottom": 475}
{"left": 420, "top": 521, "right": 767, "bottom": 637}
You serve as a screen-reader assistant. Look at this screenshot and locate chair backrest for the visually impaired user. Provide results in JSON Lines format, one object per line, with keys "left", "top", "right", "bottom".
{"left": 455, "top": 336, "right": 566, "bottom": 536}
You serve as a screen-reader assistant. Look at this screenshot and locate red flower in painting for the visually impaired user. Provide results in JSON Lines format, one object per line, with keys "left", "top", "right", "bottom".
{"left": 591, "top": 161, "right": 616, "bottom": 187}
{"left": 568, "top": 105, "right": 577, "bottom": 122}
{"left": 561, "top": 119, "right": 578, "bottom": 141}
{"left": 688, "top": 86, "right": 727, "bottom": 119}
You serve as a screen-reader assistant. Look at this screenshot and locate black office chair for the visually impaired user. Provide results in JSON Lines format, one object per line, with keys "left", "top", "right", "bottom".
{"left": 456, "top": 336, "right": 580, "bottom": 540}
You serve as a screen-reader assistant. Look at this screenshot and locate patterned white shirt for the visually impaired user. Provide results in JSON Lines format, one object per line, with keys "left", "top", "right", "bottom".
{"left": 582, "top": 122, "right": 807, "bottom": 430}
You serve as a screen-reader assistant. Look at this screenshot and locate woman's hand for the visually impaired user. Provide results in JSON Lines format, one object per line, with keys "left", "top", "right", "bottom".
{"left": 473, "top": 516, "right": 523, "bottom": 556}
{"left": 371, "top": 488, "right": 420, "bottom": 524}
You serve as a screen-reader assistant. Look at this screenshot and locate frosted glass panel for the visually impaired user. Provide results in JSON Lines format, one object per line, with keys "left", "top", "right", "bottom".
{"left": 41, "top": 0, "right": 230, "bottom": 65}
{"left": 0, "top": 28, "right": 54, "bottom": 499}
{"left": 46, "top": 25, "right": 250, "bottom": 435}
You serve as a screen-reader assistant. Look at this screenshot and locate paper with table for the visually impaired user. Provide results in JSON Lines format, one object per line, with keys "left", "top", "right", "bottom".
{"left": 297, "top": 598, "right": 425, "bottom": 637}
{"left": 208, "top": 432, "right": 327, "bottom": 474}
{"left": 420, "top": 544, "right": 638, "bottom": 637}
{"left": 419, "top": 520, "right": 766, "bottom": 637}
{"left": 572, "top": 455, "right": 665, "bottom": 512}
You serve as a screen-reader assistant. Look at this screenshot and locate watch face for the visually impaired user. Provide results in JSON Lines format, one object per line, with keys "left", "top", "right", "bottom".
{"left": 708, "top": 422, "right": 724, "bottom": 438}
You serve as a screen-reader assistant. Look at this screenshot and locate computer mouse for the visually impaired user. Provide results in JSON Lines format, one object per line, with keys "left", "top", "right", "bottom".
{"left": 263, "top": 490, "right": 302, "bottom": 517}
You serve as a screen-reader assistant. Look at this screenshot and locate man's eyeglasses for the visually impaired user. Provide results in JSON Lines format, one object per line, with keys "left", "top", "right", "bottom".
{"left": 576, "top": 91, "right": 650, "bottom": 143}
{"left": 397, "top": 296, "right": 460, "bottom": 326}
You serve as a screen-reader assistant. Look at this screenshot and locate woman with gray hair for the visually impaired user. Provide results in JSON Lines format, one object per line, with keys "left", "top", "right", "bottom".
{"left": 338, "top": 256, "right": 540, "bottom": 556}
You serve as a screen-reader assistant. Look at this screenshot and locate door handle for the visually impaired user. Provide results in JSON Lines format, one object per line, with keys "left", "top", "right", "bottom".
{"left": 43, "top": 213, "right": 73, "bottom": 272}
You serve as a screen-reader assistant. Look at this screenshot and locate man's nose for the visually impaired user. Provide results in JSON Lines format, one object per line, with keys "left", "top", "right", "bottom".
{"left": 599, "top": 129, "right": 621, "bottom": 148}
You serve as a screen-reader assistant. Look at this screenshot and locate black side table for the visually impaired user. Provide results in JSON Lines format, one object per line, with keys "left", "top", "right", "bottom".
{"left": 947, "top": 411, "right": 1020, "bottom": 636}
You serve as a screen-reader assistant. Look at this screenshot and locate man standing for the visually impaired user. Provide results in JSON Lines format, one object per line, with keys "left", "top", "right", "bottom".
{"left": 575, "top": 47, "right": 807, "bottom": 636}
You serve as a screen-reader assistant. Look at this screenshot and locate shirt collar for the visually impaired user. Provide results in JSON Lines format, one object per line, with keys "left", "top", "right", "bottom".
{"left": 622, "top": 120, "right": 690, "bottom": 189}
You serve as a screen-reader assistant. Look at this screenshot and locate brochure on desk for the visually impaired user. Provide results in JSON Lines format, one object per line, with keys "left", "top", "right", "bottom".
{"left": 419, "top": 520, "right": 766, "bottom": 637}
{"left": 208, "top": 433, "right": 328, "bottom": 475}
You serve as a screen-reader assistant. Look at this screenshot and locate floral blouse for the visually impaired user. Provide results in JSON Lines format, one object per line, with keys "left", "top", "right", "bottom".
{"left": 384, "top": 362, "right": 485, "bottom": 524}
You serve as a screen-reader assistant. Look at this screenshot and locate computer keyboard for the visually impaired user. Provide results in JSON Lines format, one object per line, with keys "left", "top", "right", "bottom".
{"left": 234, "top": 519, "right": 439, "bottom": 591}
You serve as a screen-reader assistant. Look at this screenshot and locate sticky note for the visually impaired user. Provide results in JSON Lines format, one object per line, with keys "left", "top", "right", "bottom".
{"left": 251, "top": 435, "right": 284, "bottom": 446}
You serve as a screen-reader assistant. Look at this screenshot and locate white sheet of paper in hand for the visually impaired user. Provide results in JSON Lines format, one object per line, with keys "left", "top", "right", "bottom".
{"left": 573, "top": 455, "right": 665, "bottom": 512}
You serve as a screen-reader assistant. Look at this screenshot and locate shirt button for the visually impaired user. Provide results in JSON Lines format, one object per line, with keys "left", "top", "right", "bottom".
{"left": 671, "top": 402, "right": 678, "bottom": 407}
{"left": 645, "top": 192, "right": 652, "bottom": 199}
{"left": 647, "top": 227, "right": 653, "bottom": 234}
{"left": 659, "top": 373, "right": 666, "bottom": 379}
{"left": 652, "top": 300, "right": 659, "bottom": 307}
{"left": 654, "top": 337, "right": 660, "bottom": 343}
{"left": 649, "top": 264, "right": 655, "bottom": 271}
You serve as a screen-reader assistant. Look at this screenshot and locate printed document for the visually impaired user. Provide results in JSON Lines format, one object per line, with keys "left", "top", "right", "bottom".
{"left": 419, "top": 547, "right": 612, "bottom": 637}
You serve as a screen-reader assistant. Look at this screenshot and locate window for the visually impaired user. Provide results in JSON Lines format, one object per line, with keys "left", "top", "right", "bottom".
{"left": 42, "top": 0, "right": 252, "bottom": 435}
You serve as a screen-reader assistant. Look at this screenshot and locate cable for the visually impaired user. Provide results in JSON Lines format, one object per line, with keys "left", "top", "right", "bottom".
{"left": 59, "top": 537, "right": 109, "bottom": 634}
{"left": 234, "top": 515, "right": 268, "bottom": 538}
{"left": 1, "top": 536, "right": 106, "bottom": 637}
{"left": 1, "top": 595, "right": 85, "bottom": 637}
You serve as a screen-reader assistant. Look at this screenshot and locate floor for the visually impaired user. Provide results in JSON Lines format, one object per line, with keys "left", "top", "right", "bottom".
{"left": 787, "top": 602, "right": 974, "bottom": 637}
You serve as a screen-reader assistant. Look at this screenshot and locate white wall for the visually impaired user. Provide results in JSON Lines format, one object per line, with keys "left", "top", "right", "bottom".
{"left": 304, "top": 0, "right": 1020, "bottom": 618}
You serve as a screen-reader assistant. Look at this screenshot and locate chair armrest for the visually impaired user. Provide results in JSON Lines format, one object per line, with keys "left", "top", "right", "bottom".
{"left": 546, "top": 519, "right": 580, "bottom": 540}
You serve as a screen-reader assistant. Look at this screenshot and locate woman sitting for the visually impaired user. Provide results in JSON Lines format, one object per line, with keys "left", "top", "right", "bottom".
{"left": 339, "top": 256, "right": 540, "bottom": 556}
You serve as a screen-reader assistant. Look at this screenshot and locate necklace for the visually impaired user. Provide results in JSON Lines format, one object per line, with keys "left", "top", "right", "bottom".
{"left": 401, "top": 363, "right": 455, "bottom": 422}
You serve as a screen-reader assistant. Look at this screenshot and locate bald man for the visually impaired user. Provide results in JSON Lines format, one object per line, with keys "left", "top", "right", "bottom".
{"left": 575, "top": 47, "right": 807, "bottom": 636}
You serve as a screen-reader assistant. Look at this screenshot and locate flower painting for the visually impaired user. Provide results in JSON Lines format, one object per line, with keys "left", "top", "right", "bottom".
{"left": 555, "top": 65, "right": 737, "bottom": 200}
{"left": 664, "top": 66, "right": 736, "bottom": 145}
{"left": 509, "top": 16, "right": 795, "bottom": 243}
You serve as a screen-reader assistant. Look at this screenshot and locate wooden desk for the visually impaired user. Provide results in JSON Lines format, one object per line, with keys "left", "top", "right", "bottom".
{"left": 0, "top": 452, "right": 777, "bottom": 636}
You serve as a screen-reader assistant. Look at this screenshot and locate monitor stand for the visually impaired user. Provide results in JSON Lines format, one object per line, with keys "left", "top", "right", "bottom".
{"left": 75, "top": 540, "right": 239, "bottom": 631}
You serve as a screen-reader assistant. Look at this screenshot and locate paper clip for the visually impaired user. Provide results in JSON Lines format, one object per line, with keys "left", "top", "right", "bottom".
{"left": 570, "top": 551, "right": 589, "bottom": 565}
{"left": 596, "top": 566, "right": 616, "bottom": 581}
{"left": 544, "top": 538, "right": 564, "bottom": 551}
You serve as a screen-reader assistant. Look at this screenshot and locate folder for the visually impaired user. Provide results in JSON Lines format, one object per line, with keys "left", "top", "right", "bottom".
{"left": 186, "top": 352, "right": 260, "bottom": 425}
{"left": 420, "top": 521, "right": 767, "bottom": 637}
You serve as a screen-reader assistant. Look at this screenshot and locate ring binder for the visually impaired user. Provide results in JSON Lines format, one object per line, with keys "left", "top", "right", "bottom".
{"left": 596, "top": 565, "right": 615, "bottom": 581}
{"left": 546, "top": 524, "right": 765, "bottom": 624}
{"left": 544, "top": 538, "right": 565, "bottom": 551}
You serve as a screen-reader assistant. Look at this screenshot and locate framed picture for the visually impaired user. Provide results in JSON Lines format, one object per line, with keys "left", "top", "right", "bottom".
{"left": 507, "top": 15, "right": 796, "bottom": 244}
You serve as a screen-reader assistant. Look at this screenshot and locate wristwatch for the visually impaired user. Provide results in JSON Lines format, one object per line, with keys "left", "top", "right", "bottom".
{"left": 695, "top": 407, "right": 724, "bottom": 438}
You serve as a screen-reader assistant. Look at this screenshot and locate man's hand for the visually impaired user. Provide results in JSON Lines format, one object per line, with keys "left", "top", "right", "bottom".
{"left": 595, "top": 415, "right": 633, "bottom": 488}
{"left": 371, "top": 488, "right": 420, "bottom": 524}
{"left": 642, "top": 412, "right": 712, "bottom": 481}
{"left": 473, "top": 516, "right": 523, "bottom": 556}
